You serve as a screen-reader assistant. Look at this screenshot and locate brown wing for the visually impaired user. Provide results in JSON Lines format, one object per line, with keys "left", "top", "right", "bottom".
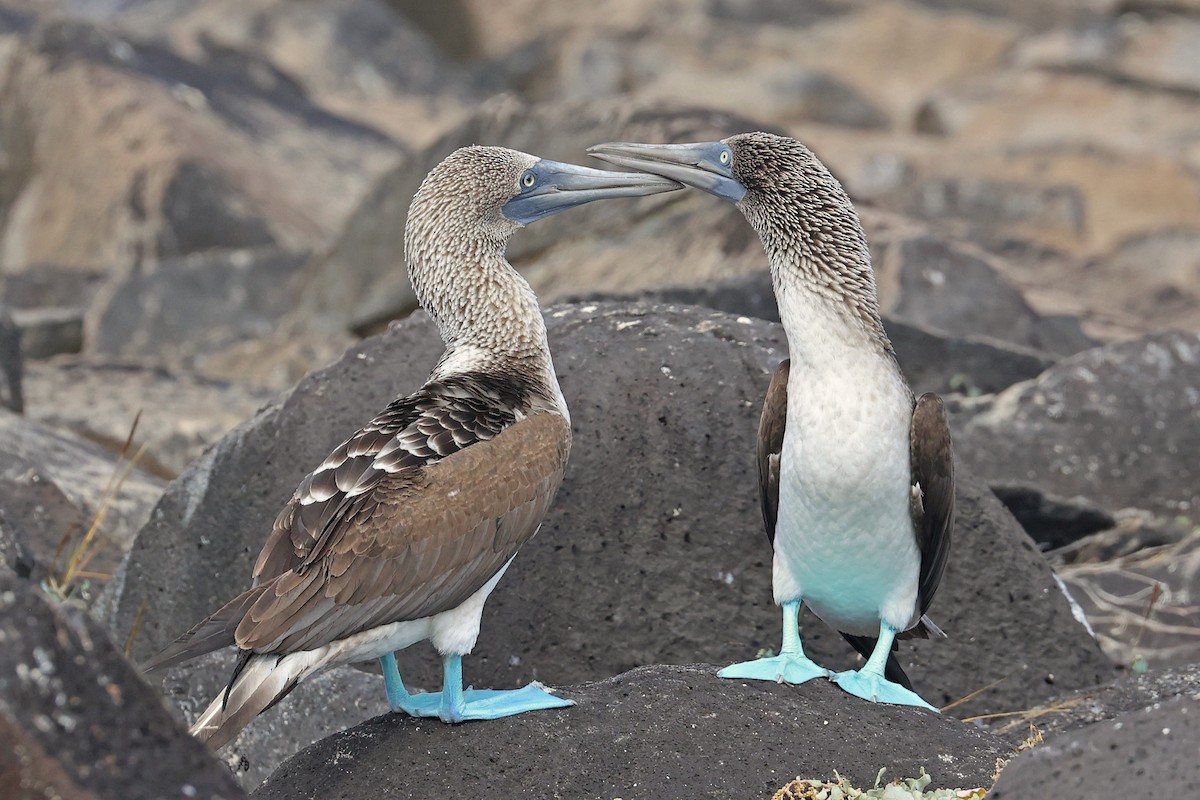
{"left": 758, "top": 359, "right": 790, "bottom": 545}
{"left": 909, "top": 392, "right": 954, "bottom": 617}
{"left": 236, "top": 411, "right": 569, "bottom": 654}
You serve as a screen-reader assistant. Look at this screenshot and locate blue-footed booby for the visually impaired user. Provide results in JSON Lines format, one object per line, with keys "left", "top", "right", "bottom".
{"left": 589, "top": 134, "right": 954, "bottom": 709}
{"left": 144, "top": 146, "right": 680, "bottom": 748}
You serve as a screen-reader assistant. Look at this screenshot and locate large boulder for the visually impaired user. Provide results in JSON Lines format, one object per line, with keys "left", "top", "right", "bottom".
{"left": 955, "top": 332, "right": 1200, "bottom": 518}
{"left": 0, "top": 571, "right": 247, "bottom": 800}
{"left": 85, "top": 247, "right": 309, "bottom": 373}
{"left": 254, "top": 665, "right": 1010, "bottom": 799}
{"left": 114, "top": 304, "right": 1110, "bottom": 749}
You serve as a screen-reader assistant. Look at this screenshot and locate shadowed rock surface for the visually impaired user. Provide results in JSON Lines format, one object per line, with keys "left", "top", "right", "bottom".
{"left": 956, "top": 332, "right": 1200, "bottom": 518}
{"left": 114, "top": 304, "right": 1111, "bottom": 776}
{"left": 253, "top": 665, "right": 1010, "bottom": 800}
{"left": 0, "top": 571, "right": 247, "bottom": 800}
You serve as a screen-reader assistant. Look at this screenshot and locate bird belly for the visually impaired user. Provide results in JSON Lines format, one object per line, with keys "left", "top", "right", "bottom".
{"left": 323, "top": 558, "right": 515, "bottom": 665}
{"left": 771, "top": 360, "right": 920, "bottom": 635}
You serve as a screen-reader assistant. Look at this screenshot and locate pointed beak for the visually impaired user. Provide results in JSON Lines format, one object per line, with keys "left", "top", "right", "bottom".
{"left": 501, "top": 160, "right": 681, "bottom": 226}
{"left": 587, "top": 141, "right": 747, "bottom": 204}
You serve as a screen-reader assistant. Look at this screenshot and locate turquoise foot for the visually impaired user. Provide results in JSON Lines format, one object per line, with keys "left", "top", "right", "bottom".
{"left": 833, "top": 669, "right": 937, "bottom": 710}
{"left": 394, "top": 683, "right": 573, "bottom": 723}
{"left": 718, "top": 654, "right": 831, "bottom": 684}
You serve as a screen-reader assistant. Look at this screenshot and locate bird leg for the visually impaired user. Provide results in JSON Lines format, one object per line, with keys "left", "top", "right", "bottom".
{"left": 380, "top": 652, "right": 413, "bottom": 711}
{"left": 832, "top": 622, "right": 937, "bottom": 710}
{"left": 384, "top": 653, "right": 573, "bottom": 723}
{"left": 718, "top": 599, "right": 831, "bottom": 684}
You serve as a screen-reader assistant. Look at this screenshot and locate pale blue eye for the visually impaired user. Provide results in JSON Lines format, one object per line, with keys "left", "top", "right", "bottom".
{"left": 522, "top": 172, "right": 537, "bottom": 188}
{"left": 719, "top": 150, "right": 730, "bottom": 165}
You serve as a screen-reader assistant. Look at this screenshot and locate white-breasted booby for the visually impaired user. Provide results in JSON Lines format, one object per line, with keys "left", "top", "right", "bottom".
{"left": 589, "top": 133, "right": 954, "bottom": 709}
{"left": 144, "top": 146, "right": 681, "bottom": 747}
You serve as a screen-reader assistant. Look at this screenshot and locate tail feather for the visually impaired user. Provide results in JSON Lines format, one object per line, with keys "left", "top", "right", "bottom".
{"left": 190, "top": 650, "right": 326, "bottom": 750}
{"left": 142, "top": 585, "right": 270, "bottom": 673}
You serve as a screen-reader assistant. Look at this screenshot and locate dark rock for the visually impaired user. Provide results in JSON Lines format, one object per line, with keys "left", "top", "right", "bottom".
{"left": 570, "top": 271, "right": 1055, "bottom": 396}
{"left": 0, "top": 409, "right": 165, "bottom": 586}
{"left": 294, "top": 97, "right": 772, "bottom": 335}
{"left": 990, "top": 693, "right": 1199, "bottom": 799}
{"left": 88, "top": 247, "right": 309, "bottom": 370}
{"left": 22, "top": 360, "right": 276, "bottom": 478}
{"left": 158, "top": 650, "right": 388, "bottom": 789}
{"left": 12, "top": 307, "right": 84, "bottom": 359}
{"left": 0, "top": 571, "right": 247, "bottom": 800}
{"left": 956, "top": 331, "right": 1200, "bottom": 518}
{"left": 0, "top": 304, "right": 21, "bottom": 413}
{"left": 254, "top": 664, "right": 1009, "bottom": 800}
{"left": 770, "top": 69, "right": 890, "bottom": 129}
{"left": 157, "top": 162, "right": 278, "bottom": 258}
{"left": 991, "top": 484, "right": 1115, "bottom": 550}
{"left": 877, "top": 233, "right": 1094, "bottom": 356}
{"left": 115, "top": 304, "right": 1109, "bottom": 746}
{"left": 1058, "top": 530, "right": 1200, "bottom": 669}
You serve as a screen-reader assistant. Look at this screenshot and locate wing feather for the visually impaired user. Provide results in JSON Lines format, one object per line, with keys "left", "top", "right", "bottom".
{"left": 757, "top": 360, "right": 790, "bottom": 545}
{"left": 910, "top": 392, "right": 955, "bottom": 618}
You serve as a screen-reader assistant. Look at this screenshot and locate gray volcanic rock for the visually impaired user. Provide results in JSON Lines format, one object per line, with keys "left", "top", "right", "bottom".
{"left": 87, "top": 247, "right": 309, "bottom": 371}
{"left": 0, "top": 304, "right": 21, "bottom": 413}
{"left": 254, "top": 665, "right": 1009, "bottom": 800}
{"left": 0, "top": 410, "right": 165, "bottom": 584}
{"left": 0, "top": 571, "right": 247, "bottom": 800}
{"left": 874, "top": 233, "right": 1094, "bottom": 357}
{"left": 158, "top": 650, "right": 388, "bottom": 789}
{"left": 956, "top": 331, "right": 1200, "bottom": 518}
{"left": 990, "top": 692, "right": 1199, "bottom": 799}
{"left": 294, "top": 97, "right": 770, "bottom": 335}
{"left": 116, "top": 304, "right": 1109, "bottom": 748}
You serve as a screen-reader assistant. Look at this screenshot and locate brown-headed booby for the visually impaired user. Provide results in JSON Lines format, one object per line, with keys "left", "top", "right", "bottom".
{"left": 144, "top": 146, "right": 680, "bottom": 747}
{"left": 589, "top": 133, "right": 953, "bottom": 709}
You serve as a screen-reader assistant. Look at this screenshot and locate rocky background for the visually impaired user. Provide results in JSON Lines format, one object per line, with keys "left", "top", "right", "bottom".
{"left": 1, "top": 1, "right": 1198, "bottom": 798}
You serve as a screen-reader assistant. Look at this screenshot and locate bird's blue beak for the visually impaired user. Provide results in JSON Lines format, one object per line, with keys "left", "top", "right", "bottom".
{"left": 501, "top": 159, "right": 681, "bottom": 226}
{"left": 587, "top": 141, "right": 747, "bottom": 204}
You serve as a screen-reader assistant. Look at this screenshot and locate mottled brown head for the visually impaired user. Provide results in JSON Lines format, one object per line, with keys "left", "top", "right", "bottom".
{"left": 403, "top": 146, "right": 679, "bottom": 363}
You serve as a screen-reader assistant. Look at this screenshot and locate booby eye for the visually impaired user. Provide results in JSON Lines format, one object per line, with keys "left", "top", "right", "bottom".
{"left": 521, "top": 172, "right": 537, "bottom": 188}
{"left": 719, "top": 150, "right": 731, "bottom": 165}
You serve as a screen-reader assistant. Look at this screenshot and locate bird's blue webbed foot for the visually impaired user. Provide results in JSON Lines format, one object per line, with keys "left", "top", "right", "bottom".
{"left": 832, "top": 668, "right": 936, "bottom": 710}
{"left": 831, "top": 622, "right": 938, "bottom": 711}
{"left": 718, "top": 600, "right": 831, "bottom": 685}
{"left": 379, "top": 652, "right": 572, "bottom": 723}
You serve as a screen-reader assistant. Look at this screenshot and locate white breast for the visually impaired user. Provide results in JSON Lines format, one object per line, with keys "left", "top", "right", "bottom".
{"left": 771, "top": 288, "right": 921, "bottom": 635}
